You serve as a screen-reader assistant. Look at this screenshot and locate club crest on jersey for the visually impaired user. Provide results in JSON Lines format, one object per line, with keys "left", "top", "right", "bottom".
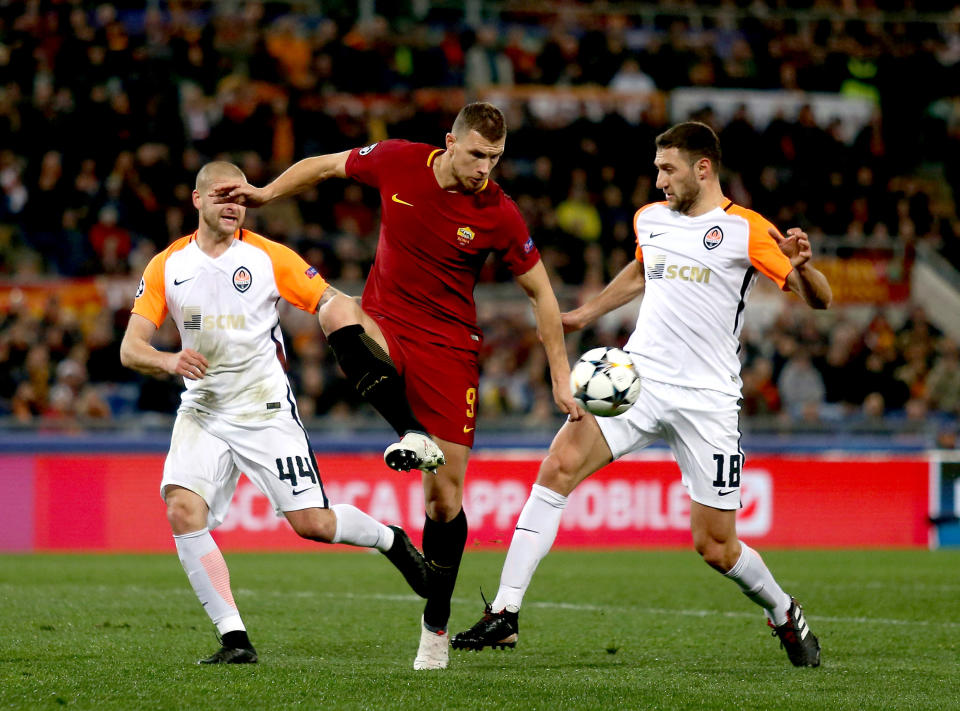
{"left": 703, "top": 225, "right": 724, "bottom": 250}
{"left": 456, "top": 226, "right": 475, "bottom": 246}
{"left": 232, "top": 266, "right": 252, "bottom": 293}
{"left": 359, "top": 143, "right": 378, "bottom": 156}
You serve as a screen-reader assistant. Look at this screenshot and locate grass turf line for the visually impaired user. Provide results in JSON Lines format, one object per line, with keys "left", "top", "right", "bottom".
{"left": 1, "top": 550, "right": 957, "bottom": 711}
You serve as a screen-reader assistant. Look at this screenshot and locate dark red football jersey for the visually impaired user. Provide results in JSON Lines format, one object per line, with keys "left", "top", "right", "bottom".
{"left": 345, "top": 139, "right": 540, "bottom": 353}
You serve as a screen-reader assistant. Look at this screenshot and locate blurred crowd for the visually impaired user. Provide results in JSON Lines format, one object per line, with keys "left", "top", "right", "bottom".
{"left": 1, "top": 1, "right": 959, "bottom": 439}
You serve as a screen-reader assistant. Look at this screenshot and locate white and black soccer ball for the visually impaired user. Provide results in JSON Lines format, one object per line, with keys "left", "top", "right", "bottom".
{"left": 569, "top": 347, "right": 641, "bottom": 417}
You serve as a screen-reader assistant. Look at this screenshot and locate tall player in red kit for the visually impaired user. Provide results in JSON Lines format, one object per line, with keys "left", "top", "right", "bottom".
{"left": 210, "top": 103, "right": 583, "bottom": 669}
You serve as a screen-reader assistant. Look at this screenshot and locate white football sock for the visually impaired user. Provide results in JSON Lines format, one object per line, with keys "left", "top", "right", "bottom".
{"left": 173, "top": 528, "right": 244, "bottom": 635}
{"left": 724, "top": 542, "right": 792, "bottom": 625}
{"left": 331, "top": 503, "right": 394, "bottom": 552}
{"left": 492, "top": 484, "right": 568, "bottom": 613}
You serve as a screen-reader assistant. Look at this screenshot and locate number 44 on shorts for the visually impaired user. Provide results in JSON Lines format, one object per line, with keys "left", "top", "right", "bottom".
{"left": 275, "top": 455, "right": 318, "bottom": 488}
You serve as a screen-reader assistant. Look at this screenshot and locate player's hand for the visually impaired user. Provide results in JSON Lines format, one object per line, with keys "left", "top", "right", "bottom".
{"left": 561, "top": 310, "right": 585, "bottom": 334}
{"left": 167, "top": 349, "right": 208, "bottom": 380}
{"left": 769, "top": 227, "right": 813, "bottom": 269}
{"left": 553, "top": 381, "right": 586, "bottom": 422}
{"left": 209, "top": 180, "right": 269, "bottom": 207}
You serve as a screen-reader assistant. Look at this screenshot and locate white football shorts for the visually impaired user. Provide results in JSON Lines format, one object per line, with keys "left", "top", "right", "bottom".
{"left": 596, "top": 376, "right": 745, "bottom": 510}
{"left": 161, "top": 407, "right": 329, "bottom": 529}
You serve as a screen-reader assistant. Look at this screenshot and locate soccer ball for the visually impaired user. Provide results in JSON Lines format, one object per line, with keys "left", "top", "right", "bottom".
{"left": 569, "top": 347, "right": 641, "bottom": 417}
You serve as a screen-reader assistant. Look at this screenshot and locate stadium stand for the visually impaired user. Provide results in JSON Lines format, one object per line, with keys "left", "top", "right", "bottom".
{"left": 0, "top": 2, "right": 958, "bottom": 446}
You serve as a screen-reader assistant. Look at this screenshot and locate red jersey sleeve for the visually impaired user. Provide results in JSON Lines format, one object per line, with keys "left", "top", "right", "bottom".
{"left": 498, "top": 195, "right": 540, "bottom": 276}
{"left": 345, "top": 139, "right": 411, "bottom": 188}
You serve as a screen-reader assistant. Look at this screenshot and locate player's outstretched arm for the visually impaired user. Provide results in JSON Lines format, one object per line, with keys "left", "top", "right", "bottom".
{"left": 770, "top": 227, "right": 832, "bottom": 309}
{"left": 562, "top": 260, "right": 646, "bottom": 333}
{"left": 208, "top": 150, "right": 352, "bottom": 207}
{"left": 516, "top": 261, "right": 585, "bottom": 421}
{"left": 120, "top": 314, "right": 208, "bottom": 380}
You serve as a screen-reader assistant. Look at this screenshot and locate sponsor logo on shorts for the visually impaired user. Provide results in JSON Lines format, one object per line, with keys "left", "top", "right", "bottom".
{"left": 359, "top": 143, "right": 378, "bottom": 156}
{"left": 463, "top": 426, "right": 475, "bottom": 433}
{"left": 291, "top": 487, "right": 313, "bottom": 496}
{"left": 233, "top": 266, "right": 252, "bottom": 293}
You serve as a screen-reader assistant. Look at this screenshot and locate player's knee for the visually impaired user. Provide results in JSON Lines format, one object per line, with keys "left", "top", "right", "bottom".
{"left": 695, "top": 538, "right": 737, "bottom": 572}
{"left": 536, "top": 452, "right": 577, "bottom": 496}
{"left": 425, "top": 489, "right": 463, "bottom": 522}
{"left": 318, "top": 292, "right": 360, "bottom": 333}
{"left": 165, "top": 492, "right": 206, "bottom": 534}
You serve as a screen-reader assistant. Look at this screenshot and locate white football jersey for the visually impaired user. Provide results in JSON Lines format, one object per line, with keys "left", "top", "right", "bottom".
{"left": 132, "top": 229, "right": 328, "bottom": 418}
{"left": 625, "top": 200, "right": 793, "bottom": 396}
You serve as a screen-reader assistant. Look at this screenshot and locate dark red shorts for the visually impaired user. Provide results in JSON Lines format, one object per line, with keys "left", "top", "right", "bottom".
{"left": 379, "top": 322, "right": 479, "bottom": 447}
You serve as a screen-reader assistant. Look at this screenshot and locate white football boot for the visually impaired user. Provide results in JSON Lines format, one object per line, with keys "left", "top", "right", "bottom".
{"left": 384, "top": 431, "right": 445, "bottom": 475}
{"left": 413, "top": 616, "right": 449, "bottom": 670}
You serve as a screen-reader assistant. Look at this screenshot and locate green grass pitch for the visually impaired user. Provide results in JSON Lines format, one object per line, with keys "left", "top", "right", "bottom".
{"left": 1, "top": 549, "right": 957, "bottom": 710}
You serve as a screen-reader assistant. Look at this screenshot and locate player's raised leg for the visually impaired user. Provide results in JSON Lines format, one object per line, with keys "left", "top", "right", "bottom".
{"left": 166, "top": 485, "right": 257, "bottom": 664}
{"left": 318, "top": 289, "right": 444, "bottom": 473}
{"left": 452, "top": 416, "right": 613, "bottom": 651}
{"left": 691, "top": 503, "right": 821, "bottom": 667}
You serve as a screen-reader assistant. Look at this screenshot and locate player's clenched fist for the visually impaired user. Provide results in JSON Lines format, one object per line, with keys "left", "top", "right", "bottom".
{"left": 167, "top": 348, "right": 208, "bottom": 380}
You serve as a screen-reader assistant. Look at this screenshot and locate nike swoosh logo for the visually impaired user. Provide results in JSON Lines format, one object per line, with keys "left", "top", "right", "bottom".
{"left": 649, "top": 232, "right": 667, "bottom": 239}
{"left": 291, "top": 488, "right": 313, "bottom": 496}
{"left": 392, "top": 193, "right": 414, "bottom": 207}
{"left": 173, "top": 277, "right": 194, "bottom": 286}
{"left": 717, "top": 489, "right": 737, "bottom": 496}
{"left": 463, "top": 426, "right": 474, "bottom": 433}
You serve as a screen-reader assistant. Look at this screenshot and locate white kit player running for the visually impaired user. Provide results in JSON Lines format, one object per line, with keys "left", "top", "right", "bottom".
{"left": 120, "top": 161, "right": 432, "bottom": 665}
{"left": 452, "top": 122, "right": 832, "bottom": 667}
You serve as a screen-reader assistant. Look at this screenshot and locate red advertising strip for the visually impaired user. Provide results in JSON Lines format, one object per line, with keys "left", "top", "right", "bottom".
{"left": 1, "top": 453, "right": 929, "bottom": 552}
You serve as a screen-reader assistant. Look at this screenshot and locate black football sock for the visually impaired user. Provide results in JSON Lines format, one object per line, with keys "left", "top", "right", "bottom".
{"left": 326, "top": 324, "right": 425, "bottom": 437}
{"left": 221, "top": 630, "right": 254, "bottom": 651}
{"left": 422, "top": 509, "right": 468, "bottom": 631}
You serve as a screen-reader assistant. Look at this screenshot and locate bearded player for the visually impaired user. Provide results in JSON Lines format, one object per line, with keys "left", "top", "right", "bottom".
{"left": 209, "top": 103, "right": 583, "bottom": 669}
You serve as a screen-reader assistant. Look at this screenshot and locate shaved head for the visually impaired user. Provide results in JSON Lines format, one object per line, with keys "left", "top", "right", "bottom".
{"left": 196, "top": 161, "right": 246, "bottom": 193}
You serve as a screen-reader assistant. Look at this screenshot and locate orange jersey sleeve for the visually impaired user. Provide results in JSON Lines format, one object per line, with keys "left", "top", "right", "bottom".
{"left": 728, "top": 205, "right": 793, "bottom": 291}
{"left": 243, "top": 231, "right": 329, "bottom": 312}
{"left": 632, "top": 201, "right": 668, "bottom": 262}
{"left": 131, "top": 251, "right": 168, "bottom": 327}
{"left": 131, "top": 235, "right": 193, "bottom": 326}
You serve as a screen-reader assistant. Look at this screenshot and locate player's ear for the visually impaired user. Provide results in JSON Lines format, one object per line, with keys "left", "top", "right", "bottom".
{"left": 445, "top": 132, "right": 456, "bottom": 150}
{"left": 192, "top": 189, "right": 202, "bottom": 210}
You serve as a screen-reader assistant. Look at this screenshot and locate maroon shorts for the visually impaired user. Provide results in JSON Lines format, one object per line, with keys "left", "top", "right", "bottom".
{"left": 379, "top": 323, "right": 479, "bottom": 447}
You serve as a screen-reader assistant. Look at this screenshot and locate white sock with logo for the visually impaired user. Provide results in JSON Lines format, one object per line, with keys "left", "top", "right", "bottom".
{"left": 331, "top": 504, "right": 394, "bottom": 552}
{"left": 492, "top": 484, "right": 568, "bottom": 613}
{"left": 173, "top": 528, "right": 245, "bottom": 634}
{"left": 724, "top": 542, "right": 791, "bottom": 625}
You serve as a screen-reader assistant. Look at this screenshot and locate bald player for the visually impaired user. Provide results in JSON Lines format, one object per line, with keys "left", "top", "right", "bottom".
{"left": 120, "top": 162, "right": 432, "bottom": 665}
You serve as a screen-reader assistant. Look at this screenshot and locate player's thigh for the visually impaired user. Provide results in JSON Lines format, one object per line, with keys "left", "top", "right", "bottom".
{"left": 421, "top": 435, "right": 469, "bottom": 520}
{"left": 162, "top": 410, "right": 241, "bottom": 530}
{"left": 223, "top": 413, "right": 330, "bottom": 519}
{"left": 660, "top": 384, "right": 743, "bottom": 511}
{"left": 393, "top": 335, "right": 479, "bottom": 448}
{"left": 536, "top": 415, "right": 615, "bottom": 496}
